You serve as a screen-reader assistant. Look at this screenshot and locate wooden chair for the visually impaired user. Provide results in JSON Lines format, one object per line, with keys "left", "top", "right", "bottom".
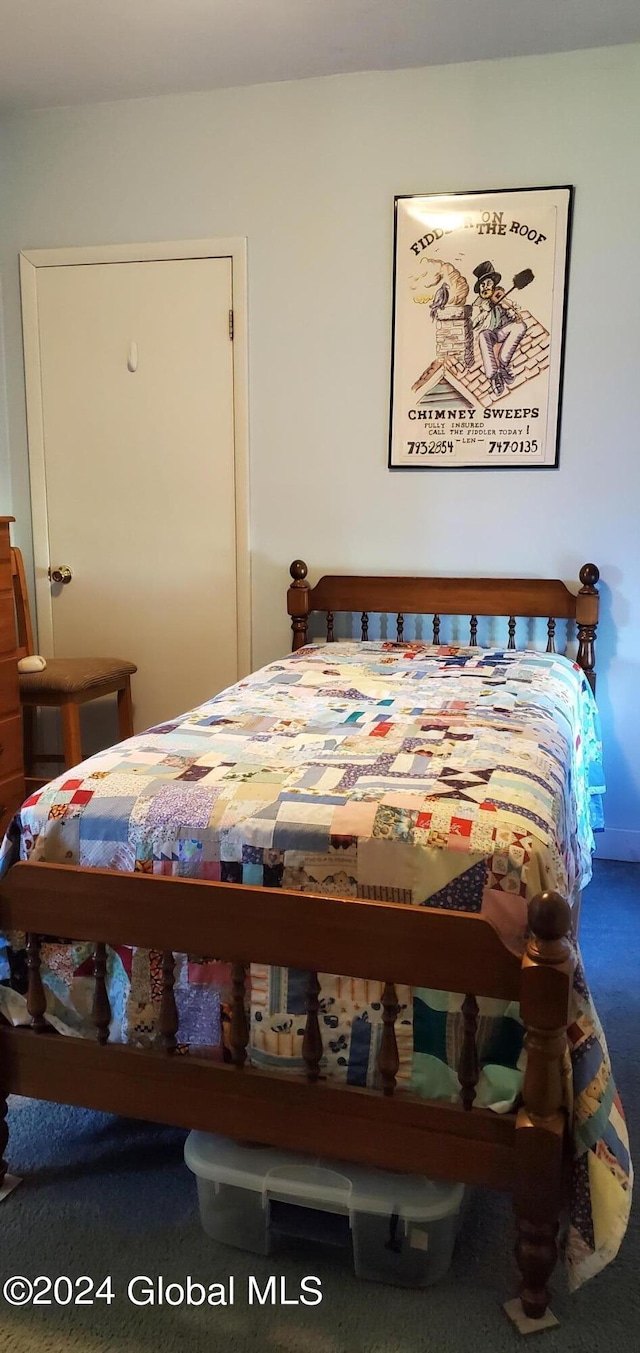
{"left": 11, "top": 548, "right": 137, "bottom": 791}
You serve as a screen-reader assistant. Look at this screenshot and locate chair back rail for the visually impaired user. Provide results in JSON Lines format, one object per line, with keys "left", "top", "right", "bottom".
{"left": 11, "top": 547, "right": 35, "bottom": 658}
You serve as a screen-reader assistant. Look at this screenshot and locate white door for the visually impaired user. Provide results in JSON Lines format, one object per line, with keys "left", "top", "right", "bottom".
{"left": 25, "top": 254, "right": 242, "bottom": 736}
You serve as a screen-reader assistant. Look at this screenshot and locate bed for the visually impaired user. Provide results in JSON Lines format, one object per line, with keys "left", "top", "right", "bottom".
{"left": 0, "top": 559, "right": 630, "bottom": 1326}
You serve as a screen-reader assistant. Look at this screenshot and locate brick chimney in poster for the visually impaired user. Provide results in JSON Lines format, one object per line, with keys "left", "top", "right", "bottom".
{"left": 435, "top": 305, "right": 474, "bottom": 370}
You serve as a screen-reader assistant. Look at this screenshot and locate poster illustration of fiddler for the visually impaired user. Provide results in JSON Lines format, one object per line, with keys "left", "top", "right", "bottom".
{"left": 388, "top": 187, "right": 573, "bottom": 469}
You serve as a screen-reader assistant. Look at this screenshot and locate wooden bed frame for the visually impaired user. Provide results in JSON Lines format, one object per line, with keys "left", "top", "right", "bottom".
{"left": 0, "top": 561, "right": 601, "bottom": 1324}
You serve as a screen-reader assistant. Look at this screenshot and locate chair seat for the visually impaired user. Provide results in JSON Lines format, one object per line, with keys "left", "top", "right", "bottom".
{"left": 19, "top": 657, "right": 137, "bottom": 697}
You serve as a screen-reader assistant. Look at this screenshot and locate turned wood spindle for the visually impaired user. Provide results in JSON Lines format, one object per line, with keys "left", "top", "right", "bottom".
{"left": 302, "top": 972, "right": 323, "bottom": 1082}
{"left": 26, "top": 934, "right": 47, "bottom": 1031}
{"left": 326, "top": 611, "right": 334, "bottom": 643}
{"left": 288, "top": 559, "right": 310, "bottom": 652}
{"left": 361, "top": 611, "right": 369, "bottom": 641}
{"left": 577, "top": 626, "right": 597, "bottom": 689}
{"left": 92, "top": 942, "right": 111, "bottom": 1045}
{"left": 520, "top": 891, "right": 572, "bottom": 1120}
{"left": 432, "top": 614, "right": 441, "bottom": 644}
{"left": 470, "top": 615, "right": 478, "bottom": 646}
{"left": 230, "top": 962, "right": 249, "bottom": 1069}
{"left": 508, "top": 616, "right": 517, "bottom": 649}
{"left": 514, "top": 888, "right": 573, "bottom": 1321}
{"left": 379, "top": 982, "right": 400, "bottom": 1097}
{"left": 546, "top": 617, "right": 556, "bottom": 654}
{"left": 291, "top": 616, "right": 308, "bottom": 650}
{"left": 159, "top": 951, "right": 178, "bottom": 1054}
{"left": 291, "top": 618, "right": 308, "bottom": 650}
{"left": 576, "top": 563, "right": 600, "bottom": 693}
{"left": 458, "top": 993, "right": 480, "bottom": 1111}
{"left": 396, "top": 613, "right": 404, "bottom": 642}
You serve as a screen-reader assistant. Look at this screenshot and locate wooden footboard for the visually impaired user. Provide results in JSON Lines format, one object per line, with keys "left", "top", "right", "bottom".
{"left": 0, "top": 861, "right": 573, "bottom": 1319}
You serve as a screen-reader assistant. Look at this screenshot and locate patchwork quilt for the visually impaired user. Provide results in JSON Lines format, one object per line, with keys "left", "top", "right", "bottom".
{"left": 0, "top": 642, "right": 630, "bottom": 1290}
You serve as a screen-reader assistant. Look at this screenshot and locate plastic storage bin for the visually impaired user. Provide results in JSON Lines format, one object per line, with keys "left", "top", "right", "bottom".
{"left": 184, "top": 1132, "right": 465, "bottom": 1288}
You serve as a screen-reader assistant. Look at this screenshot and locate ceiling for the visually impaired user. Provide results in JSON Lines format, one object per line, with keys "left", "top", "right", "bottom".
{"left": 0, "top": 0, "right": 639, "bottom": 113}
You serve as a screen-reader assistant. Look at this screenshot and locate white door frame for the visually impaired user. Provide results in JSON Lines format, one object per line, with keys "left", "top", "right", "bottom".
{"left": 20, "top": 237, "right": 251, "bottom": 677}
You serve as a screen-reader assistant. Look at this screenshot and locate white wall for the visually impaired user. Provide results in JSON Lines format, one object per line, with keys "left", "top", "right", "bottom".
{"left": 0, "top": 44, "right": 639, "bottom": 858}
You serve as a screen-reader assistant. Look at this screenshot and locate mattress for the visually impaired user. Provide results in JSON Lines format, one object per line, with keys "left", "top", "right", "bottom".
{"left": 0, "top": 641, "right": 629, "bottom": 1289}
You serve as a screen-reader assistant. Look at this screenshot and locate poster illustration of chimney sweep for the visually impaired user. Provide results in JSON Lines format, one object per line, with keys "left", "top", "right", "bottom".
{"left": 389, "top": 186, "right": 573, "bottom": 469}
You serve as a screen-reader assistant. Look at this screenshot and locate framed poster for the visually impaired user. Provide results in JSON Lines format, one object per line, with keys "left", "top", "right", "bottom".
{"left": 389, "top": 186, "right": 573, "bottom": 469}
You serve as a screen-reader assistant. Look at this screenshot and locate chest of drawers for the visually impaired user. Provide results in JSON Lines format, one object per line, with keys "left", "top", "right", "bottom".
{"left": 0, "top": 518, "right": 25, "bottom": 837}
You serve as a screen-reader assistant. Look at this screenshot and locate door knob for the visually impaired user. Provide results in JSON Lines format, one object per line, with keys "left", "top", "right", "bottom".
{"left": 49, "top": 565, "right": 73, "bottom": 585}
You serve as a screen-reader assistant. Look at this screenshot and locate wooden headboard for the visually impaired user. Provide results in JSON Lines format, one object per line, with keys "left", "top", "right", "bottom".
{"left": 287, "top": 561, "right": 600, "bottom": 691}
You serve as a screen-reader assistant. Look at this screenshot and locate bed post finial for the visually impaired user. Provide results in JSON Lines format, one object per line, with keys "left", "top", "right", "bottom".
{"left": 511, "top": 889, "right": 573, "bottom": 1325}
{"left": 288, "top": 560, "right": 310, "bottom": 651}
{"left": 579, "top": 563, "right": 599, "bottom": 589}
{"left": 290, "top": 559, "right": 308, "bottom": 585}
{"left": 528, "top": 889, "right": 572, "bottom": 947}
{"left": 576, "top": 563, "right": 599, "bottom": 694}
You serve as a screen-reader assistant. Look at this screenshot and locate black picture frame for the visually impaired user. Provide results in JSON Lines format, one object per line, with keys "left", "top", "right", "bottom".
{"left": 388, "top": 185, "right": 574, "bottom": 470}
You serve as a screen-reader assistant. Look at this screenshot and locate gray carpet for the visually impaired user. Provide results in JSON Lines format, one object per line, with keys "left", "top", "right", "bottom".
{"left": 0, "top": 858, "right": 638, "bottom": 1352}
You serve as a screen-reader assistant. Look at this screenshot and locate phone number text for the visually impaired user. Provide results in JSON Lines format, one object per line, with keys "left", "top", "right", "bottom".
{"left": 406, "top": 441, "right": 454, "bottom": 455}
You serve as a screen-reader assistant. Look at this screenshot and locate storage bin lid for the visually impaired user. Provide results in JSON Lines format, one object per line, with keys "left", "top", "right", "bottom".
{"left": 185, "top": 1132, "right": 464, "bottom": 1222}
